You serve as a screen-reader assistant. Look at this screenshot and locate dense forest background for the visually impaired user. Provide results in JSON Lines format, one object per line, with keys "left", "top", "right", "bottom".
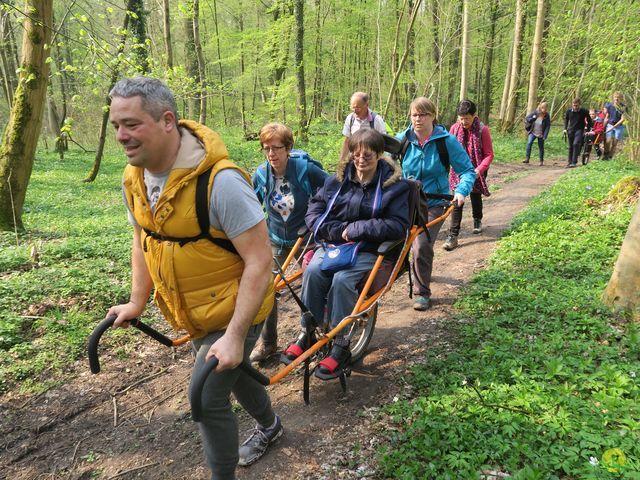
{"left": 0, "top": 0, "right": 638, "bottom": 150}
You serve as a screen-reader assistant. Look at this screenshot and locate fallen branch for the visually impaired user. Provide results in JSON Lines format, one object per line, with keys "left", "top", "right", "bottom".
{"left": 112, "top": 367, "right": 170, "bottom": 397}
{"left": 106, "top": 462, "right": 159, "bottom": 480}
{"left": 112, "top": 394, "right": 118, "bottom": 427}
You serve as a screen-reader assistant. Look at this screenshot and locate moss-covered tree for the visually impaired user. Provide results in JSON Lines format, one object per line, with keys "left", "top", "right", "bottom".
{"left": 0, "top": 0, "right": 52, "bottom": 232}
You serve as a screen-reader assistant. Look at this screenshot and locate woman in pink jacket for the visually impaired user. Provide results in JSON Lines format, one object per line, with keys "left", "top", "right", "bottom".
{"left": 443, "top": 100, "right": 494, "bottom": 251}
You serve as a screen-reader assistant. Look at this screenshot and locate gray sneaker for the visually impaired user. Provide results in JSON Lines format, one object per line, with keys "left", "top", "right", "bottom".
{"left": 412, "top": 295, "right": 431, "bottom": 311}
{"left": 443, "top": 234, "right": 458, "bottom": 251}
{"left": 472, "top": 219, "right": 482, "bottom": 234}
{"left": 238, "top": 415, "right": 283, "bottom": 467}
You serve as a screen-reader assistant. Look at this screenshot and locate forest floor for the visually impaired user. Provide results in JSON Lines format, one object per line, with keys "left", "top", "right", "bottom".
{"left": 1, "top": 159, "right": 568, "bottom": 480}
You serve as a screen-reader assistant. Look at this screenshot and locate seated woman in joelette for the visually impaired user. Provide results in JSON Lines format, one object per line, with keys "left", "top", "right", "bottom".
{"left": 281, "top": 128, "right": 410, "bottom": 379}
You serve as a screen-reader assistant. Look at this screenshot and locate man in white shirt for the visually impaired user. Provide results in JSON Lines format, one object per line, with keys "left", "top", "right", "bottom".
{"left": 340, "top": 92, "right": 387, "bottom": 162}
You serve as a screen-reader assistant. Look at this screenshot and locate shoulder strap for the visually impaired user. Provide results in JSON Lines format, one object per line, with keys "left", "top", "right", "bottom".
{"left": 195, "top": 167, "right": 238, "bottom": 255}
{"left": 290, "top": 152, "right": 312, "bottom": 197}
{"left": 435, "top": 137, "right": 450, "bottom": 173}
{"left": 253, "top": 164, "right": 268, "bottom": 196}
{"left": 399, "top": 135, "right": 410, "bottom": 165}
{"left": 370, "top": 111, "right": 377, "bottom": 129}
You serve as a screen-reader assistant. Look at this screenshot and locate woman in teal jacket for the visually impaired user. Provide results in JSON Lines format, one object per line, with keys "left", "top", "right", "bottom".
{"left": 398, "top": 97, "right": 475, "bottom": 311}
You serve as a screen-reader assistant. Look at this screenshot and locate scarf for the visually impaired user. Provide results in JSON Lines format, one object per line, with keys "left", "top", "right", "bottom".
{"left": 449, "top": 117, "right": 490, "bottom": 196}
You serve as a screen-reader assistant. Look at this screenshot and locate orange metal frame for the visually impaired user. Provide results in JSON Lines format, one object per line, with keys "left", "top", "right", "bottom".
{"left": 165, "top": 204, "right": 454, "bottom": 383}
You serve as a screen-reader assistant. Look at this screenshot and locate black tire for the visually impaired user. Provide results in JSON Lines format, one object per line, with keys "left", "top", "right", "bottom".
{"left": 345, "top": 305, "right": 377, "bottom": 362}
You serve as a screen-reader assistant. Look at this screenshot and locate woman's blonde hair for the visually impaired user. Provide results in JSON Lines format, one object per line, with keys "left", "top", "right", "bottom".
{"left": 410, "top": 97, "right": 438, "bottom": 124}
{"left": 259, "top": 123, "right": 294, "bottom": 151}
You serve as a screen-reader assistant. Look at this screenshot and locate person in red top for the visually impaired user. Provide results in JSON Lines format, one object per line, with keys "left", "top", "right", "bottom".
{"left": 443, "top": 100, "right": 494, "bottom": 251}
{"left": 582, "top": 108, "right": 605, "bottom": 164}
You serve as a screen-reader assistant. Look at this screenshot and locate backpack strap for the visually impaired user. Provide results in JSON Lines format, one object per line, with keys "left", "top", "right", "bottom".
{"left": 253, "top": 163, "right": 268, "bottom": 200}
{"left": 195, "top": 167, "right": 238, "bottom": 255}
{"left": 399, "top": 136, "right": 410, "bottom": 165}
{"left": 142, "top": 168, "right": 238, "bottom": 255}
{"left": 435, "top": 137, "right": 450, "bottom": 173}
{"left": 370, "top": 111, "right": 377, "bottom": 129}
{"left": 290, "top": 152, "right": 312, "bottom": 197}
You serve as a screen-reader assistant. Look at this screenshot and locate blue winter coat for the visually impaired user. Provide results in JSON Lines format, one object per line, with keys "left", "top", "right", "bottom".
{"left": 398, "top": 125, "right": 476, "bottom": 207}
{"left": 306, "top": 157, "right": 410, "bottom": 255}
{"left": 253, "top": 154, "right": 328, "bottom": 247}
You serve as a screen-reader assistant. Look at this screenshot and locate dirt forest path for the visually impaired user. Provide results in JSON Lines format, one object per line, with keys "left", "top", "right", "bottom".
{"left": 1, "top": 161, "right": 566, "bottom": 480}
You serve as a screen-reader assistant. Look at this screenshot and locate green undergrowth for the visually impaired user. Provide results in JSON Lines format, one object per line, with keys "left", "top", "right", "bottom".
{"left": 378, "top": 159, "right": 640, "bottom": 479}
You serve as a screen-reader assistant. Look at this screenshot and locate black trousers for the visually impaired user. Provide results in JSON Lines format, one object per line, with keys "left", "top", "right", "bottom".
{"left": 448, "top": 192, "right": 483, "bottom": 236}
{"left": 567, "top": 130, "right": 584, "bottom": 165}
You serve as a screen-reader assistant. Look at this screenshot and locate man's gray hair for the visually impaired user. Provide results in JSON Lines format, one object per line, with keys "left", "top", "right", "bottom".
{"left": 109, "top": 76, "right": 179, "bottom": 122}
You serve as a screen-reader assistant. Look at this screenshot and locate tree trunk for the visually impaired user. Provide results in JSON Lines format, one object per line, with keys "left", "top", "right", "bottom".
{"left": 84, "top": 0, "right": 134, "bottom": 183}
{"left": 603, "top": 199, "right": 640, "bottom": 320}
{"left": 183, "top": 3, "right": 199, "bottom": 119}
{"left": 162, "top": 0, "right": 173, "bottom": 69}
{"left": 575, "top": 1, "right": 595, "bottom": 94}
{"left": 502, "top": 0, "right": 526, "bottom": 132}
{"left": 294, "top": 0, "right": 308, "bottom": 140}
{"left": 192, "top": 0, "right": 207, "bottom": 125}
{"left": 459, "top": 0, "right": 469, "bottom": 101}
{"left": 499, "top": 40, "right": 513, "bottom": 122}
{"left": 382, "top": 0, "right": 422, "bottom": 119}
{"left": 238, "top": 1, "right": 247, "bottom": 136}
{"left": 0, "top": 0, "right": 52, "bottom": 232}
{"left": 481, "top": 0, "right": 499, "bottom": 122}
{"left": 0, "top": 10, "right": 19, "bottom": 108}
{"left": 526, "top": 0, "right": 546, "bottom": 113}
{"left": 129, "top": 0, "right": 149, "bottom": 73}
{"left": 311, "top": 0, "right": 324, "bottom": 120}
{"left": 212, "top": 0, "right": 227, "bottom": 125}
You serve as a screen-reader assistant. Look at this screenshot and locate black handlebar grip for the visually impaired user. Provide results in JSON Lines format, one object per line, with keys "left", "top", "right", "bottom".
{"left": 88, "top": 314, "right": 117, "bottom": 374}
{"left": 88, "top": 315, "right": 175, "bottom": 374}
{"left": 190, "top": 357, "right": 270, "bottom": 422}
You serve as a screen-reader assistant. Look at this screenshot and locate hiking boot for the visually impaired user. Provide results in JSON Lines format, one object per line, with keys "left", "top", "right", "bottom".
{"left": 250, "top": 341, "right": 278, "bottom": 362}
{"left": 412, "top": 295, "right": 431, "bottom": 311}
{"left": 522, "top": 159, "right": 530, "bottom": 164}
{"left": 443, "top": 234, "right": 458, "bottom": 251}
{"left": 472, "top": 219, "right": 482, "bottom": 234}
{"left": 539, "top": 161, "right": 544, "bottom": 166}
{"left": 238, "top": 415, "right": 284, "bottom": 467}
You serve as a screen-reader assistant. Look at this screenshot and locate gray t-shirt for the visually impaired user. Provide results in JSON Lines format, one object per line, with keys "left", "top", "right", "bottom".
{"left": 532, "top": 116, "right": 544, "bottom": 138}
{"left": 127, "top": 167, "right": 264, "bottom": 239}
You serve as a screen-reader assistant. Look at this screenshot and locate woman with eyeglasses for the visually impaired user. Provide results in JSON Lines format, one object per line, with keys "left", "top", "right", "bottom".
{"left": 281, "top": 128, "right": 410, "bottom": 379}
{"left": 398, "top": 97, "right": 476, "bottom": 311}
{"left": 250, "top": 123, "right": 328, "bottom": 362}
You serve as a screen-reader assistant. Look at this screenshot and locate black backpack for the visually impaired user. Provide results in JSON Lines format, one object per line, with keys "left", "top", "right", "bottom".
{"left": 384, "top": 134, "right": 450, "bottom": 173}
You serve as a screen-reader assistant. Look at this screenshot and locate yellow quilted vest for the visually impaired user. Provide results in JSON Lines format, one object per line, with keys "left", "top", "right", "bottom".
{"left": 122, "top": 120, "right": 274, "bottom": 338}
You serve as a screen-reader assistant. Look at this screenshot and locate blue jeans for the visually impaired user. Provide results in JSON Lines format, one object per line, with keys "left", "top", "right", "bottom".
{"left": 525, "top": 133, "right": 545, "bottom": 161}
{"left": 300, "top": 247, "right": 377, "bottom": 329}
{"left": 606, "top": 124, "right": 625, "bottom": 140}
{"left": 190, "top": 323, "right": 275, "bottom": 480}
